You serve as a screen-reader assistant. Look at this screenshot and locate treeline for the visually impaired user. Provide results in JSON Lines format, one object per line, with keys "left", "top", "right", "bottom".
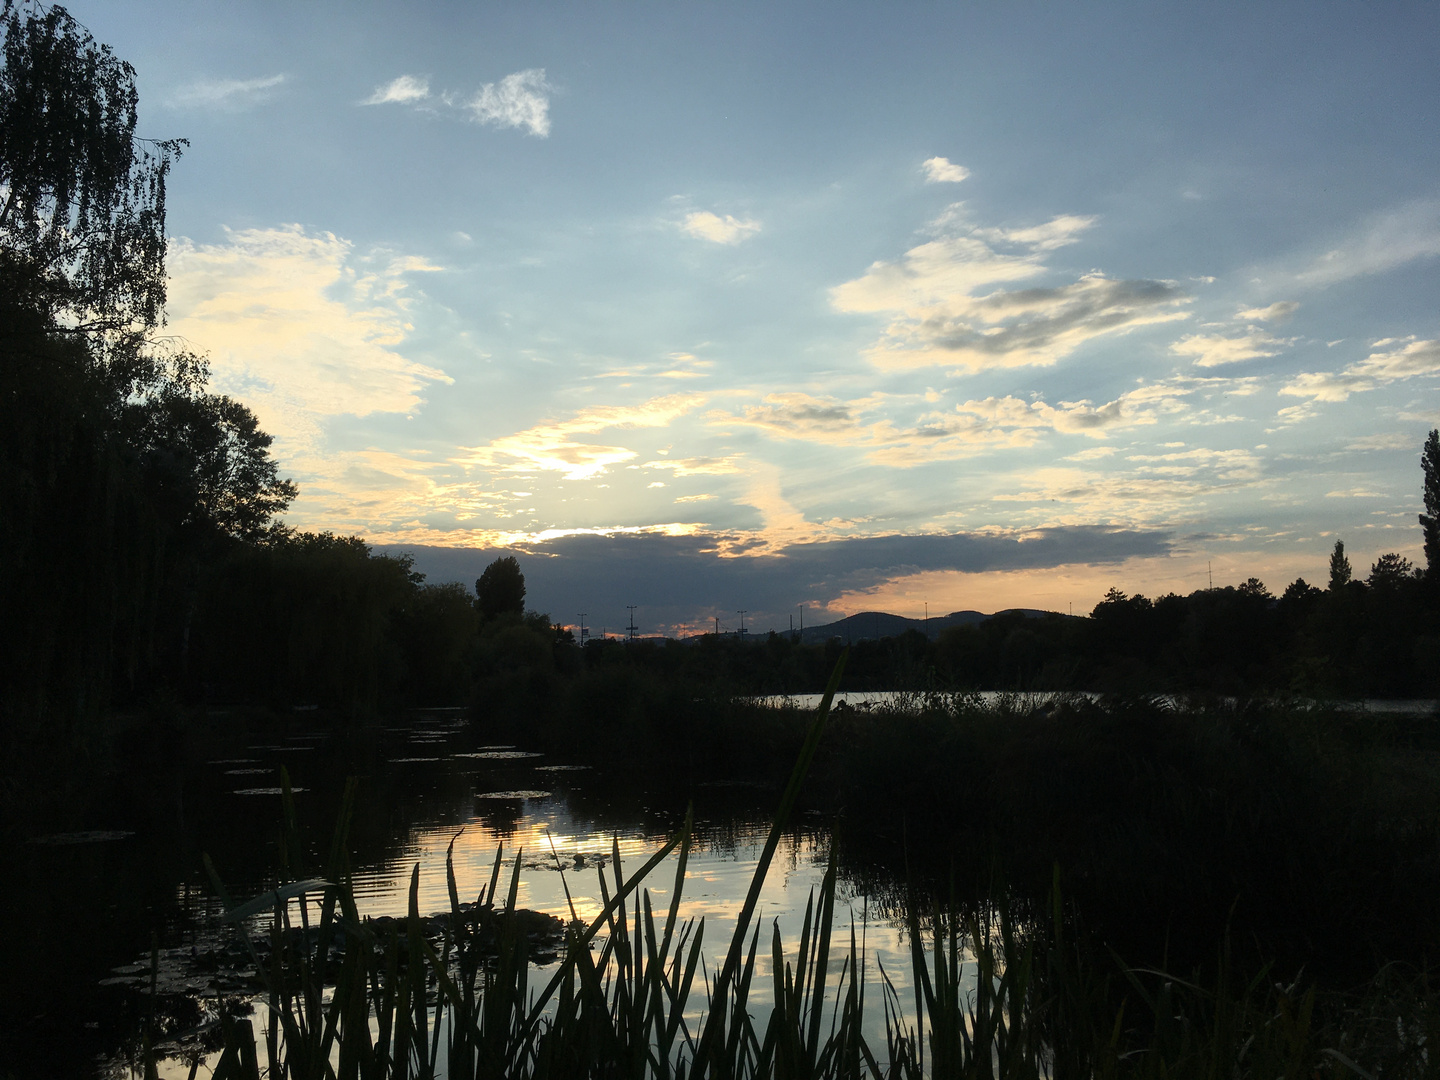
{"left": 936, "top": 540, "right": 1440, "bottom": 697}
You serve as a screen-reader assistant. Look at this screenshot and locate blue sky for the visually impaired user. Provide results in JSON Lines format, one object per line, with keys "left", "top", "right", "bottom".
{"left": 87, "top": 2, "right": 1440, "bottom": 633}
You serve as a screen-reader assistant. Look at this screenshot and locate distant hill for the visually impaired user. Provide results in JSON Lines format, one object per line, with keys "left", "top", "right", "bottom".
{"left": 788, "top": 608, "right": 1061, "bottom": 645}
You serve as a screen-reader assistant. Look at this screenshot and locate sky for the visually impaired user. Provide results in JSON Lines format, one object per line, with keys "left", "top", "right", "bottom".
{"left": 86, "top": 1, "right": 1440, "bottom": 635}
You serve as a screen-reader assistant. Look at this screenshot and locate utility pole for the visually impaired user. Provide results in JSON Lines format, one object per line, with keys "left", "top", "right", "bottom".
{"left": 627, "top": 605, "right": 638, "bottom": 642}
{"left": 1208, "top": 561, "right": 1213, "bottom": 590}
{"left": 577, "top": 613, "right": 588, "bottom": 646}
{"left": 714, "top": 615, "right": 720, "bottom": 636}
{"left": 737, "top": 610, "right": 748, "bottom": 637}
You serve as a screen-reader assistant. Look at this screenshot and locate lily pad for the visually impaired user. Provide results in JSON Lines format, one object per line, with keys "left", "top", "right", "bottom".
{"left": 232, "top": 787, "right": 308, "bottom": 796}
{"left": 476, "top": 790, "right": 551, "bottom": 799}
{"left": 30, "top": 830, "right": 135, "bottom": 845}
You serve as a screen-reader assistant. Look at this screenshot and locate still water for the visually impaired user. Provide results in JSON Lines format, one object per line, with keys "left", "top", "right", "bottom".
{"left": 22, "top": 709, "right": 928, "bottom": 1077}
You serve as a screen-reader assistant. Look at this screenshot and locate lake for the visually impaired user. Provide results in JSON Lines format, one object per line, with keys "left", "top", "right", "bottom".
{"left": 9, "top": 708, "right": 928, "bottom": 1078}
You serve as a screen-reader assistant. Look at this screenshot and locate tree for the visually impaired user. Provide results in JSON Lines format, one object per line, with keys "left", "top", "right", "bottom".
{"left": 1238, "top": 577, "right": 1272, "bottom": 600}
{"left": 476, "top": 555, "right": 526, "bottom": 620}
{"left": 1368, "top": 552, "right": 1414, "bottom": 590}
{"left": 1328, "top": 540, "right": 1352, "bottom": 590}
{"left": 1421, "top": 428, "right": 1440, "bottom": 577}
{"left": 0, "top": 0, "right": 183, "bottom": 346}
{"left": 132, "top": 380, "right": 296, "bottom": 541}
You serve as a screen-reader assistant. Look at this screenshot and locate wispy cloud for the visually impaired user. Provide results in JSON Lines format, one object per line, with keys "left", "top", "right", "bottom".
{"left": 1280, "top": 337, "right": 1440, "bottom": 405}
{"left": 831, "top": 199, "right": 1189, "bottom": 372}
{"left": 1294, "top": 200, "right": 1440, "bottom": 287}
{"left": 681, "top": 211, "right": 762, "bottom": 245}
{"left": 166, "top": 74, "right": 286, "bottom": 110}
{"left": 463, "top": 68, "right": 554, "bottom": 136}
{"left": 922, "top": 156, "right": 970, "bottom": 183}
{"left": 457, "top": 394, "right": 706, "bottom": 480}
{"left": 362, "top": 68, "right": 554, "bottom": 136}
{"left": 1171, "top": 328, "right": 1291, "bottom": 367}
{"left": 709, "top": 377, "right": 1223, "bottom": 469}
{"left": 1345, "top": 432, "right": 1418, "bottom": 451}
{"left": 642, "top": 456, "right": 743, "bottom": 477}
{"left": 363, "top": 75, "right": 430, "bottom": 105}
{"left": 1236, "top": 301, "right": 1299, "bottom": 322}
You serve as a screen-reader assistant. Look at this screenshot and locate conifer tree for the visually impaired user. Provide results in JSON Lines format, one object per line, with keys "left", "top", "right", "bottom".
{"left": 1328, "top": 539, "right": 1352, "bottom": 590}
{"left": 1421, "top": 428, "right": 1440, "bottom": 577}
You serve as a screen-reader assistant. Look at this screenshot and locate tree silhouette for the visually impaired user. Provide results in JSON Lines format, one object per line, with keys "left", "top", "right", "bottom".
{"left": 1367, "top": 552, "right": 1414, "bottom": 590}
{"left": 0, "top": 0, "right": 183, "bottom": 341}
{"left": 476, "top": 555, "right": 526, "bottom": 620}
{"left": 1421, "top": 428, "right": 1440, "bottom": 577}
{"left": 1328, "top": 540, "right": 1352, "bottom": 590}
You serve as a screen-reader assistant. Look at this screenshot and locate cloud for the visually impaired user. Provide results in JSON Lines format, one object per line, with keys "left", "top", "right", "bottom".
{"left": 1350, "top": 337, "right": 1440, "bottom": 379}
{"left": 166, "top": 74, "right": 286, "bottom": 110}
{"left": 1280, "top": 337, "right": 1440, "bottom": 405}
{"left": 464, "top": 69, "right": 553, "bottom": 136}
{"left": 832, "top": 202, "right": 1189, "bottom": 372}
{"left": 681, "top": 211, "right": 762, "bottom": 245}
{"left": 375, "top": 525, "right": 1175, "bottom": 631}
{"left": 165, "top": 225, "right": 449, "bottom": 456}
{"left": 1295, "top": 200, "right": 1440, "bottom": 286}
{"left": 1067, "top": 446, "right": 1119, "bottom": 461}
{"left": 363, "top": 75, "right": 430, "bottom": 105}
{"left": 642, "top": 456, "right": 743, "bottom": 477}
{"left": 1171, "top": 328, "right": 1291, "bottom": 367}
{"left": 1345, "top": 432, "right": 1420, "bottom": 451}
{"left": 894, "top": 275, "right": 1191, "bottom": 372}
{"left": 830, "top": 235, "right": 1045, "bottom": 313}
{"left": 725, "top": 393, "right": 874, "bottom": 438}
{"left": 970, "top": 215, "right": 1096, "bottom": 252}
{"left": 1236, "top": 301, "right": 1299, "bottom": 323}
{"left": 922, "top": 157, "right": 970, "bottom": 183}
{"left": 1325, "top": 488, "right": 1385, "bottom": 498}
{"left": 710, "top": 378, "right": 1216, "bottom": 469}
{"left": 458, "top": 394, "right": 705, "bottom": 480}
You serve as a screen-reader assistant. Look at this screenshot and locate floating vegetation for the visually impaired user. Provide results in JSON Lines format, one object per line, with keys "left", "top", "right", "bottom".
{"left": 475, "top": 789, "right": 552, "bottom": 799}
{"left": 388, "top": 756, "right": 442, "bottom": 763}
{"left": 231, "top": 787, "right": 308, "bottom": 796}
{"left": 29, "top": 830, "right": 134, "bottom": 845}
{"left": 223, "top": 768, "right": 271, "bottom": 776}
{"left": 534, "top": 764, "right": 590, "bottom": 772}
{"left": 455, "top": 750, "right": 544, "bottom": 760}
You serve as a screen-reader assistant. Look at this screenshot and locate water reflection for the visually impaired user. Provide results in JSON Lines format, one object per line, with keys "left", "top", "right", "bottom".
{"left": 79, "top": 709, "right": 926, "bottom": 1075}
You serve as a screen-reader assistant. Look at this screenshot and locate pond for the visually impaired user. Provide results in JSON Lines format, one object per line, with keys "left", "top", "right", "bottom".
{"left": 8, "top": 708, "right": 928, "bottom": 1078}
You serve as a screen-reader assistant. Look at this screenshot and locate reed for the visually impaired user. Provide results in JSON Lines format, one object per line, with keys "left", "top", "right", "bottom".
{"left": 177, "top": 656, "right": 1435, "bottom": 1079}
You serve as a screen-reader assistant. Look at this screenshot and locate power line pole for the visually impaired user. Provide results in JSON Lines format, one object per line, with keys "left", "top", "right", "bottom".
{"left": 737, "top": 610, "right": 748, "bottom": 637}
{"left": 626, "top": 605, "right": 637, "bottom": 642}
{"left": 577, "top": 613, "right": 588, "bottom": 646}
